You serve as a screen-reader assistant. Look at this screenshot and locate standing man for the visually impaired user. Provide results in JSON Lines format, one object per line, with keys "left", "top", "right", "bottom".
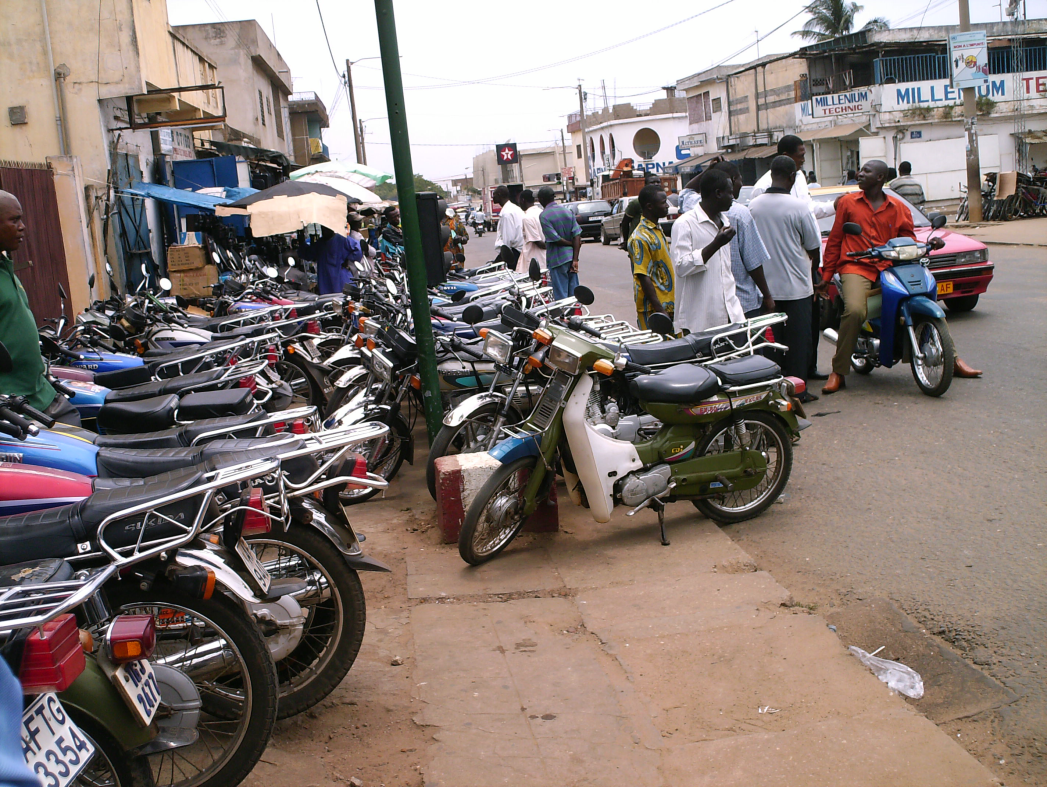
{"left": 348, "top": 211, "right": 374, "bottom": 271}
{"left": 709, "top": 161, "right": 776, "bottom": 320}
{"left": 492, "top": 186, "right": 524, "bottom": 270}
{"left": 628, "top": 185, "right": 674, "bottom": 330}
{"left": 300, "top": 225, "right": 362, "bottom": 295}
{"left": 519, "top": 189, "right": 546, "bottom": 271}
{"left": 844, "top": 169, "right": 859, "bottom": 185}
{"left": 670, "top": 170, "right": 744, "bottom": 335}
{"left": 821, "top": 160, "right": 981, "bottom": 394}
{"left": 378, "top": 205, "right": 403, "bottom": 258}
{"left": 620, "top": 173, "right": 664, "bottom": 249}
{"left": 749, "top": 156, "right": 823, "bottom": 398}
{"left": 750, "top": 134, "right": 835, "bottom": 381}
{"left": 537, "top": 186, "right": 582, "bottom": 301}
{"left": 889, "top": 161, "right": 925, "bottom": 206}
{"left": 0, "top": 190, "right": 79, "bottom": 426}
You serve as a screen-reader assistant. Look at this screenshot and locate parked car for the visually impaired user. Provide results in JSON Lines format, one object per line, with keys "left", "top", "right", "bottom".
{"left": 812, "top": 185, "right": 994, "bottom": 315}
{"left": 738, "top": 186, "right": 755, "bottom": 206}
{"left": 565, "top": 200, "right": 612, "bottom": 241}
{"left": 600, "top": 196, "right": 679, "bottom": 245}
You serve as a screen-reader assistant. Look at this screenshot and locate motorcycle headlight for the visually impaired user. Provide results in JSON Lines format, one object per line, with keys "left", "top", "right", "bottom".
{"left": 372, "top": 351, "right": 393, "bottom": 382}
{"left": 545, "top": 343, "right": 580, "bottom": 374}
{"left": 482, "top": 330, "right": 512, "bottom": 364}
{"left": 955, "top": 249, "right": 988, "bottom": 264}
{"left": 895, "top": 244, "right": 923, "bottom": 261}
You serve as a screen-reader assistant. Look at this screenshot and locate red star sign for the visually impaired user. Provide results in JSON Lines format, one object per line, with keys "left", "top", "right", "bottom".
{"left": 498, "top": 145, "right": 517, "bottom": 163}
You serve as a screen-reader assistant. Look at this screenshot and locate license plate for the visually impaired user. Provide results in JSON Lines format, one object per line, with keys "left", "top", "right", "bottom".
{"left": 937, "top": 281, "right": 954, "bottom": 295}
{"left": 21, "top": 694, "right": 95, "bottom": 787}
{"left": 113, "top": 659, "right": 161, "bottom": 727}
{"left": 236, "top": 537, "right": 272, "bottom": 595}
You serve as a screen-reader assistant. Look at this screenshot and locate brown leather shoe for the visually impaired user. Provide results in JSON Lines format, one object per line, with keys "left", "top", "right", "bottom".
{"left": 822, "top": 373, "right": 846, "bottom": 394}
{"left": 954, "top": 357, "right": 982, "bottom": 378}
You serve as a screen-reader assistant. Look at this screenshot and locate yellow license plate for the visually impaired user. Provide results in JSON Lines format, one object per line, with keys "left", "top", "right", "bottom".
{"left": 937, "top": 281, "right": 954, "bottom": 296}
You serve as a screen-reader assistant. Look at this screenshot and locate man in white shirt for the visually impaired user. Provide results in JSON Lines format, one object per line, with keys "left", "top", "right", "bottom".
{"left": 749, "top": 134, "right": 833, "bottom": 381}
{"left": 670, "top": 169, "right": 744, "bottom": 334}
{"left": 519, "top": 189, "right": 546, "bottom": 270}
{"left": 492, "top": 185, "right": 524, "bottom": 270}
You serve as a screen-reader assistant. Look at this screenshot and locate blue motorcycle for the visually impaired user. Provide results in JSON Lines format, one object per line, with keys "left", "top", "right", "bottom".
{"left": 825, "top": 214, "right": 955, "bottom": 397}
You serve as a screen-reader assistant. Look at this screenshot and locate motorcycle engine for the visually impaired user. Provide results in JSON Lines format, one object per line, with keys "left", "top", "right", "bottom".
{"left": 619, "top": 465, "right": 671, "bottom": 507}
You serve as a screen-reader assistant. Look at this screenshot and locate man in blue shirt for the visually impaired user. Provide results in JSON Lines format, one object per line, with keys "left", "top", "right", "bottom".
{"left": 300, "top": 226, "right": 362, "bottom": 295}
{"left": 536, "top": 186, "right": 582, "bottom": 301}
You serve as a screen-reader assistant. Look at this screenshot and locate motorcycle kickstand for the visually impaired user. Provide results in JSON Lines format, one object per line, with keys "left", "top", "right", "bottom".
{"left": 653, "top": 500, "right": 669, "bottom": 546}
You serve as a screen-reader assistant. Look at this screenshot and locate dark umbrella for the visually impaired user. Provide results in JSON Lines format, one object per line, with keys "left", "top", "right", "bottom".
{"left": 225, "top": 179, "right": 345, "bottom": 208}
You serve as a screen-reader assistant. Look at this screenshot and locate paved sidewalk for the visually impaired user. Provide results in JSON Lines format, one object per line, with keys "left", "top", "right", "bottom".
{"left": 953, "top": 216, "right": 1047, "bottom": 247}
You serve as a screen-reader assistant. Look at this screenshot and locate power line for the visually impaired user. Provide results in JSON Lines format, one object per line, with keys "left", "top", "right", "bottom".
{"left": 711, "top": 3, "right": 814, "bottom": 68}
{"left": 314, "top": 0, "right": 343, "bottom": 81}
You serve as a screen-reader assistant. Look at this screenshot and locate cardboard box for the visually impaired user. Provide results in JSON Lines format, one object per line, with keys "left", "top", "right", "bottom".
{"left": 170, "top": 264, "right": 218, "bottom": 298}
{"left": 167, "top": 244, "right": 208, "bottom": 272}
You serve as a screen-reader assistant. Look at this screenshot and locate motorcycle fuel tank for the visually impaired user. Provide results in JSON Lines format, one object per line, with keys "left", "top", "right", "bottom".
{"left": 0, "top": 462, "right": 93, "bottom": 515}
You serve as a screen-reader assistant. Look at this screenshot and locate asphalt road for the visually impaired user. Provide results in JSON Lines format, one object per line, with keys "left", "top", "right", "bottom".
{"left": 461, "top": 228, "right": 1047, "bottom": 783}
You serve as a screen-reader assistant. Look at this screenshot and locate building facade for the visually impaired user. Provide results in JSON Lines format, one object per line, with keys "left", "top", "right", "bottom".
{"left": 288, "top": 92, "right": 330, "bottom": 167}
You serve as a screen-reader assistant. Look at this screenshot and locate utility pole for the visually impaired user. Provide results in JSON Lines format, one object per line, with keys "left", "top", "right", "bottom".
{"left": 561, "top": 127, "right": 570, "bottom": 197}
{"left": 373, "top": 0, "right": 444, "bottom": 443}
{"left": 577, "top": 83, "right": 591, "bottom": 192}
{"left": 358, "top": 119, "right": 368, "bottom": 165}
{"left": 958, "top": 0, "right": 982, "bottom": 221}
{"left": 345, "top": 58, "right": 363, "bottom": 165}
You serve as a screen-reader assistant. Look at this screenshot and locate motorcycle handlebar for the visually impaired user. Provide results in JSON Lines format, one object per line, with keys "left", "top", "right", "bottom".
{"left": 0, "top": 421, "right": 25, "bottom": 440}
{"left": 430, "top": 305, "right": 455, "bottom": 321}
{"left": 567, "top": 316, "right": 603, "bottom": 339}
{"left": 0, "top": 407, "right": 39, "bottom": 436}
{"left": 450, "top": 337, "right": 487, "bottom": 360}
{"left": 846, "top": 248, "right": 874, "bottom": 258}
{"left": 22, "top": 403, "right": 56, "bottom": 429}
{"left": 624, "top": 361, "right": 652, "bottom": 375}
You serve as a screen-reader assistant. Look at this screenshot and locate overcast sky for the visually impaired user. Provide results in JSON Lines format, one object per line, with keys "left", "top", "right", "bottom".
{"left": 168, "top": 0, "right": 1034, "bottom": 183}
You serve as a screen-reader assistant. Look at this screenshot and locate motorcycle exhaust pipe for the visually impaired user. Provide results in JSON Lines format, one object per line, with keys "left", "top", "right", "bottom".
{"left": 822, "top": 328, "right": 839, "bottom": 346}
{"left": 153, "top": 640, "right": 238, "bottom": 680}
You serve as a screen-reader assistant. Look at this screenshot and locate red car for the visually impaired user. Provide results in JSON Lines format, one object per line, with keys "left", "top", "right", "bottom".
{"left": 811, "top": 185, "right": 994, "bottom": 313}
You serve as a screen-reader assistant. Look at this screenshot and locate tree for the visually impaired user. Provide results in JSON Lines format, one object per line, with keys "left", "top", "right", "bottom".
{"left": 373, "top": 173, "right": 448, "bottom": 201}
{"left": 862, "top": 16, "right": 890, "bottom": 32}
{"left": 794, "top": 0, "right": 866, "bottom": 42}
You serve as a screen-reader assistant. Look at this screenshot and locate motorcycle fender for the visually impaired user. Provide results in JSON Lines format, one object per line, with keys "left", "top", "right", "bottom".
{"left": 333, "top": 365, "right": 368, "bottom": 389}
{"left": 327, "top": 345, "right": 362, "bottom": 367}
{"left": 902, "top": 296, "right": 946, "bottom": 323}
{"left": 59, "top": 655, "right": 157, "bottom": 751}
{"left": 297, "top": 499, "right": 393, "bottom": 572}
{"left": 173, "top": 548, "right": 263, "bottom": 604}
{"left": 444, "top": 392, "right": 507, "bottom": 428}
{"left": 489, "top": 433, "right": 542, "bottom": 464}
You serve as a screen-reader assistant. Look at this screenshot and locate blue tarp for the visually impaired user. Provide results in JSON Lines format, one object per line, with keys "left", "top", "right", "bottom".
{"left": 125, "top": 182, "right": 231, "bottom": 211}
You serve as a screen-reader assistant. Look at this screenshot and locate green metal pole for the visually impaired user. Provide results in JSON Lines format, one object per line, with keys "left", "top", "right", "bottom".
{"left": 373, "top": 0, "right": 443, "bottom": 444}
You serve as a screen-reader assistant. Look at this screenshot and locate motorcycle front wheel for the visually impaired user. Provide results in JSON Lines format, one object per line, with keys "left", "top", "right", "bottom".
{"left": 692, "top": 412, "right": 792, "bottom": 524}
{"left": 104, "top": 587, "right": 278, "bottom": 787}
{"left": 459, "top": 456, "right": 536, "bottom": 565}
{"left": 426, "top": 404, "right": 518, "bottom": 500}
{"left": 910, "top": 317, "right": 954, "bottom": 397}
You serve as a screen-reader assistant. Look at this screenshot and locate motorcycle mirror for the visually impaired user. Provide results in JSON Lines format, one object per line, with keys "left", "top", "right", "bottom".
{"left": 265, "top": 266, "right": 278, "bottom": 278}
{"left": 647, "top": 312, "right": 675, "bottom": 336}
{"left": 212, "top": 251, "right": 222, "bottom": 264}
{"left": 462, "top": 304, "right": 485, "bottom": 325}
{"left": 58, "top": 283, "right": 67, "bottom": 300}
{"left": 105, "top": 261, "right": 113, "bottom": 276}
{"left": 573, "top": 285, "right": 595, "bottom": 306}
{"left": 929, "top": 212, "right": 947, "bottom": 230}
{"left": 286, "top": 257, "right": 296, "bottom": 267}
{"left": 528, "top": 259, "right": 542, "bottom": 282}
{"left": 159, "top": 277, "right": 172, "bottom": 292}
{"left": 140, "top": 263, "right": 148, "bottom": 276}
{"left": 0, "top": 341, "right": 11, "bottom": 374}
{"left": 88, "top": 273, "right": 95, "bottom": 289}
{"left": 175, "top": 295, "right": 189, "bottom": 308}
{"left": 455, "top": 253, "right": 466, "bottom": 263}
{"left": 842, "top": 222, "right": 864, "bottom": 236}
{"left": 385, "top": 279, "right": 396, "bottom": 296}
{"left": 451, "top": 290, "right": 466, "bottom": 303}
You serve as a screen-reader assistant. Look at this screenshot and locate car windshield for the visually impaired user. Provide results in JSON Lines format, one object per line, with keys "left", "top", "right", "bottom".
{"left": 812, "top": 188, "right": 931, "bottom": 234}
{"left": 573, "top": 201, "right": 612, "bottom": 214}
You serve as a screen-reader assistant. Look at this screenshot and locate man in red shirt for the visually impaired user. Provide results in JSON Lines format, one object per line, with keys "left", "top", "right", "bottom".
{"left": 821, "top": 160, "right": 980, "bottom": 394}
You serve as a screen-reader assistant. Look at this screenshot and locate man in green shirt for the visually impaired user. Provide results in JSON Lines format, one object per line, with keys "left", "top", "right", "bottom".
{"left": 0, "top": 190, "right": 79, "bottom": 426}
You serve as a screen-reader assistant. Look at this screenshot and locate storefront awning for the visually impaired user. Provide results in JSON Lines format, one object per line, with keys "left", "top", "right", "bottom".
{"left": 1016, "top": 130, "right": 1047, "bottom": 144}
{"left": 803, "top": 122, "right": 870, "bottom": 141}
{"left": 122, "top": 182, "right": 233, "bottom": 211}
{"left": 665, "top": 152, "right": 723, "bottom": 173}
{"left": 723, "top": 144, "right": 778, "bottom": 161}
{"left": 202, "top": 140, "right": 294, "bottom": 168}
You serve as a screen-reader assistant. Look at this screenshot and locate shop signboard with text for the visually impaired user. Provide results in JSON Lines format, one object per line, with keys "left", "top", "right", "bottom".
{"left": 949, "top": 31, "right": 990, "bottom": 89}
{"left": 880, "top": 71, "right": 1047, "bottom": 112}
{"left": 810, "top": 88, "right": 872, "bottom": 118}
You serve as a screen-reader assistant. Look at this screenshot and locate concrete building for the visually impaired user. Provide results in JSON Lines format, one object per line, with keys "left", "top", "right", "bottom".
{"left": 676, "top": 65, "right": 739, "bottom": 169}
{"left": 472, "top": 142, "right": 576, "bottom": 198}
{"left": 0, "top": 0, "right": 224, "bottom": 314}
{"left": 174, "top": 21, "right": 293, "bottom": 157}
{"left": 287, "top": 92, "right": 330, "bottom": 167}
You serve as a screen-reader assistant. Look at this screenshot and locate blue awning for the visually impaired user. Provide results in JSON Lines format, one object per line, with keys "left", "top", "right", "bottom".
{"left": 123, "top": 182, "right": 233, "bottom": 211}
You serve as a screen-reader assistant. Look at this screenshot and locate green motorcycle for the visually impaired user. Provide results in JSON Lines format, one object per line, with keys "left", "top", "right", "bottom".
{"left": 459, "top": 315, "right": 810, "bottom": 564}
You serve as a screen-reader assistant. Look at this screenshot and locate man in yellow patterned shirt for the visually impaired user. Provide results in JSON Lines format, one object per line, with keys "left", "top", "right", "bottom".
{"left": 628, "top": 184, "right": 674, "bottom": 330}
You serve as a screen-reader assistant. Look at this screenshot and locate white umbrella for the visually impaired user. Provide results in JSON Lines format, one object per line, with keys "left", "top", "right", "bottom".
{"left": 294, "top": 172, "right": 384, "bottom": 205}
{"left": 289, "top": 161, "right": 393, "bottom": 189}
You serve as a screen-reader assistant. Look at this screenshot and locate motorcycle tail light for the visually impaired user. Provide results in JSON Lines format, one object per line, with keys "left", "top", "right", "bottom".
{"left": 346, "top": 452, "right": 369, "bottom": 491}
{"left": 241, "top": 488, "right": 270, "bottom": 536}
{"left": 106, "top": 615, "right": 156, "bottom": 664}
{"left": 238, "top": 375, "right": 258, "bottom": 394}
{"left": 784, "top": 376, "right": 806, "bottom": 395}
{"left": 272, "top": 421, "right": 287, "bottom": 433}
{"left": 764, "top": 327, "right": 775, "bottom": 343}
{"left": 170, "top": 566, "right": 216, "bottom": 599}
{"left": 410, "top": 375, "right": 421, "bottom": 390}
{"left": 573, "top": 306, "right": 583, "bottom": 316}
{"left": 291, "top": 419, "right": 308, "bottom": 435}
{"left": 266, "top": 346, "right": 278, "bottom": 366}
{"left": 227, "top": 354, "right": 239, "bottom": 366}
{"left": 289, "top": 308, "right": 298, "bottom": 319}
{"left": 20, "top": 614, "right": 85, "bottom": 693}
{"left": 306, "top": 320, "right": 321, "bottom": 335}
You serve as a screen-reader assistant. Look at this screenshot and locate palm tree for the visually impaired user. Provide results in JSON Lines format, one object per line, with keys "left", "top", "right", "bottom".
{"left": 794, "top": 0, "right": 867, "bottom": 42}
{"left": 862, "top": 16, "right": 890, "bottom": 32}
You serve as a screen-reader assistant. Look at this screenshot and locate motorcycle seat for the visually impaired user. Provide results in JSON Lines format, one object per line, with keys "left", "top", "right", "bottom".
{"left": 629, "top": 364, "right": 720, "bottom": 404}
{"left": 624, "top": 334, "right": 707, "bottom": 366}
{"left": 93, "top": 364, "right": 153, "bottom": 390}
{"left": 104, "top": 368, "right": 226, "bottom": 403}
{"left": 181, "top": 411, "right": 268, "bottom": 444}
{"left": 708, "top": 355, "right": 781, "bottom": 387}
{"left": 0, "top": 558, "right": 73, "bottom": 587}
{"left": 178, "top": 389, "right": 254, "bottom": 420}
{"left": 93, "top": 436, "right": 297, "bottom": 484}
{"left": 222, "top": 323, "right": 270, "bottom": 339}
{"left": 98, "top": 394, "right": 179, "bottom": 435}
{"left": 91, "top": 411, "right": 268, "bottom": 450}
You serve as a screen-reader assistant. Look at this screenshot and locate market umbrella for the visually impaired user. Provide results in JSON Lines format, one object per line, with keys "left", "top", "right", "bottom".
{"left": 289, "top": 161, "right": 393, "bottom": 188}
{"left": 216, "top": 179, "right": 348, "bottom": 236}
{"left": 293, "top": 172, "right": 384, "bottom": 205}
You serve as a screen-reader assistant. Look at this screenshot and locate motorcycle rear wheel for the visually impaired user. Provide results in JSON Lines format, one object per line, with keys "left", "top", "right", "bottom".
{"left": 459, "top": 456, "right": 536, "bottom": 565}
{"left": 909, "top": 317, "right": 954, "bottom": 397}
{"left": 66, "top": 711, "right": 153, "bottom": 787}
{"left": 692, "top": 412, "right": 792, "bottom": 524}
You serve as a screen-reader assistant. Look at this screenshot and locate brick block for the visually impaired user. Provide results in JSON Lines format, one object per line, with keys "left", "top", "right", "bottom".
{"left": 434, "top": 453, "right": 558, "bottom": 544}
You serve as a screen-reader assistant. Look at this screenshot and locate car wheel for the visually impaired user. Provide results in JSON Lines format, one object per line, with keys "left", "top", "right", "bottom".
{"left": 944, "top": 294, "right": 978, "bottom": 312}
{"left": 600, "top": 227, "right": 609, "bottom": 245}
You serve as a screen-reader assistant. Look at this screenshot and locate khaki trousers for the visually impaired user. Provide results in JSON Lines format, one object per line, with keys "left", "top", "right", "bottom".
{"left": 832, "top": 273, "right": 876, "bottom": 376}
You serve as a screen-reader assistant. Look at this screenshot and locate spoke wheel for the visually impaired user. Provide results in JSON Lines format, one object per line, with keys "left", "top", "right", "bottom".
{"left": 104, "top": 588, "right": 277, "bottom": 787}
{"left": 247, "top": 526, "right": 366, "bottom": 718}
{"left": 335, "top": 421, "right": 406, "bottom": 505}
{"left": 692, "top": 412, "right": 792, "bottom": 524}
{"left": 274, "top": 360, "right": 315, "bottom": 407}
{"left": 459, "top": 456, "right": 536, "bottom": 565}
{"left": 910, "top": 317, "right": 954, "bottom": 397}
{"left": 66, "top": 711, "right": 152, "bottom": 787}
